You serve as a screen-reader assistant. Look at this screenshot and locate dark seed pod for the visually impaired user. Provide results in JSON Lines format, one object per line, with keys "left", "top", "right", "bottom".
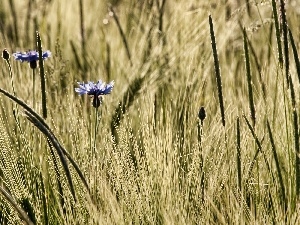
{"left": 198, "top": 106, "right": 206, "bottom": 121}
{"left": 2, "top": 49, "right": 10, "bottom": 60}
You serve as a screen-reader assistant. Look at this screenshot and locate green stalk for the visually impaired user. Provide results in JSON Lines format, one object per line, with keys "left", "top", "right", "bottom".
{"left": 288, "top": 77, "right": 300, "bottom": 197}
{"left": 243, "top": 28, "right": 256, "bottom": 127}
{"left": 280, "top": 0, "right": 289, "bottom": 86}
{"left": 109, "top": 6, "right": 132, "bottom": 66}
{"left": 288, "top": 28, "right": 300, "bottom": 83}
{"left": 208, "top": 15, "right": 225, "bottom": 127}
{"left": 36, "top": 31, "right": 47, "bottom": 119}
{"left": 93, "top": 106, "right": 99, "bottom": 157}
{"left": 32, "top": 68, "right": 36, "bottom": 108}
{"left": 271, "top": 0, "right": 283, "bottom": 67}
{"left": 243, "top": 115, "right": 273, "bottom": 183}
{"left": 8, "top": 0, "right": 19, "bottom": 44}
{"left": 236, "top": 117, "right": 242, "bottom": 191}
{"left": 0, "top": 87, "right": 90, "bottom": 196}
{"left": 79, "top": 0, "right": 86, "bottom": 61}
{"left": 266, "top": 120, "right": 286, "bottom": 209}
{"left": 0, "top": 184, "right": 34, "bottom": 225}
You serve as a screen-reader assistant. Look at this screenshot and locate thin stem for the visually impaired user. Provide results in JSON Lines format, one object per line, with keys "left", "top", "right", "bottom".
{"left": 79, "top": 0, "right": 86, "bottom": 62}
{"left": 32, "top": 68, "right": 36, "bottom": 108}
{"left": 37, "top": 31, "right": 47, "bottom": 119}
{"left": 109, "top": 6, "right": 132, "bottom": 66}
{"left": 93, "top": 106, "right": 99, "bottom": 157}
{"left": 5, "top": 58, "right": 16, "bottom": 97}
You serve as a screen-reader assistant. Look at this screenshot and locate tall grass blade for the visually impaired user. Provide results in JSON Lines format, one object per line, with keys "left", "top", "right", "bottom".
{"left": 236, "top": 117, "right": 242, "bottom": 191}
{"left": 243, "top": 115, "right": 272, "bottom": 182}
{"left": 245, "top": 0, "right": 251, "bottom": 17}
{"left": 70, "top": 40, "right": 83, "bottom": 72}
{"left": 36, "top": 31, "right": 47, "bottom": 119}
{"left": 266, "top": 120, "right": 286, "bottom": 209}
{"left": 111, "top": 76, "right": 145, "bottom": 139}
{"left": 209, "top": 15, "right": 225, "bottom": 127}
{"left": 280, "top": 0, "right": 289, "bottom": 86}
{"left": 271, "top": 0, "right": 283, "bottom": 68}
{"left": 267, "top": 21, "right": 274, "bottom": 66}
{"left": 25, "top": 111, "right": 76, "bottom": 201}
{"left": 48, "top": 140, "right": 66, "bottom": 215}
{"left": 109, "top": 6, "right": 132, "bottom": 66}
{"left": 157, "top": 0, "right": 167, "bottom": 45}
{"left": 288, "top": 77, "right": 300, "bottom": 197}
{"left": 0, "top": 184, "right": 34, "bottom": 225}
{"left": 0, "top": 88, "right": 90, "bottom": 197}
{"left": 288, "top": 28, "right": 300, "bottom": 83}
{"left": 8, "top": 0, "right": 19, "bottom": 44}
{"left": 39, "top": 172, "right": 48, "bottom": 225}
{"left": 0, "top": 113, "right": 26, "bottom": 205}
{"left": 20, "top": 197, "right": 36, "bottom": 224}
{"left": 246, "top": 34, "right": 266, "bottom": 101}
{"left": 105, "top": 41, "right": 111, "bottom": 81}
{"left": 79, "top": 0, "right": 86, "bottom": 61}
{"left": 25, "top": 0, "right": 33, "bottom": 42}
{"left": 243, "top": 28, "right": 256, "bottom": 127}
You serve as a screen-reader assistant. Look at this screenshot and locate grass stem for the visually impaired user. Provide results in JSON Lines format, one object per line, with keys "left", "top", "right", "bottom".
{"left": 209, "top": 15, "right": 225, "bottom": 127}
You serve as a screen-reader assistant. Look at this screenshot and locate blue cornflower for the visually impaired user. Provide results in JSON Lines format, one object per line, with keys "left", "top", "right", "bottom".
{"left": 13, "top": 50, "right": 51, "bottom": 62}
{"left": 13, "top": 50, "right": 51, "bottom": 69}
{"left": 75, "top": 80, "right": 114, "bottom": 108}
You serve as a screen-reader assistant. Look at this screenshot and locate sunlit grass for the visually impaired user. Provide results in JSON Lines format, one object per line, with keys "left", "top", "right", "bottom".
{"left": 0, "top": 0, "right": 300, "bottom": 224}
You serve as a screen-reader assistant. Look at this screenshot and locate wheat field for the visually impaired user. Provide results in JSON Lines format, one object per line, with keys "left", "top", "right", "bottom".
{"left": 0, "top": 0, "right": 300, "bottom": 224}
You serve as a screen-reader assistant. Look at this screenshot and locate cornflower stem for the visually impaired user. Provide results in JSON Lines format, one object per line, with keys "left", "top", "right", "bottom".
{"left": 92, "top": 105, "right": 101, "bottom": 198}
{"left": 93, "top": 106, "right": 99, "bottom": 157}
{"left": 32, "top": 68, "right": 36, "bottom": 109}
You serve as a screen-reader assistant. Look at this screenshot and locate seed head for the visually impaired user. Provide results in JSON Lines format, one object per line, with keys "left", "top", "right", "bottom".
{"left": 198, "top": 106, "right": 206, "bottom": 121}
{"left": 2, "top": 49, "right": 10, "bottom": 60}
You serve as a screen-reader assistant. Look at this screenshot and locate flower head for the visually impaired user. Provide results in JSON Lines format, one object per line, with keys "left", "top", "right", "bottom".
{"left": 13, "top": 50, "right": 51, "bottom": 63}
{"left": 75, "top": 80, "right": 114, "bottom": 107}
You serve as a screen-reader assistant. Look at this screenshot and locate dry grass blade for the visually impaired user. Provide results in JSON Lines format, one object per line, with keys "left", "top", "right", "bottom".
{"left": 271, "top": 0, "right": 283, "bottom": 67}
{"left": 266, "top": 120, "right": 286, "bottom": 209}
{"left": 243, "top": 115, "right": 273, "bottom": 183}
{"left": 236, "top": 117, "right": 242, "bottom": 191}
{"left": 111, "top": 76, "right": 145, "bottom": 140}
{"left": 8, "top": 0, "right": 19, "bottom": 44}
{"left": 0, "top": 184, "right": 34, "bottom": 225}
{"left": 0, "top": 88, "right": 90, "bottom": 197}
{"left": 25, "top": 110, "right": 76, "bottom": 201}
{"left": 288, "top": 28, "right": 300, "bottom": 83}
{"left": 280, "top": 0, "right": 289, "bottom": 86}
{"left": 288, "top": 77, "right": 300, "bottom": 196}
{"left": 109, "top": 6, "right": 132, "bottom": 65}
{"left": 39, "top": 172, "right": 49, "bottom": 225}
{"left": 70, "top": 40, "right": 83, "bottom": 72}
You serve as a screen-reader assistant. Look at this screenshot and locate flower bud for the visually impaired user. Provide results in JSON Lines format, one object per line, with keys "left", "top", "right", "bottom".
{"left": 2, "top": 49, "right": 10, "bottom": 60}
{"left": 92, "top": 96, "right": 102, "bottom": 108}
{"left": 198, "top": 106, "right": 206, "bottom": 121}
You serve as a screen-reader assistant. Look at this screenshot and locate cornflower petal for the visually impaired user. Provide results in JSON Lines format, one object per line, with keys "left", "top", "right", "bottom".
{"left": 13, "top": 50, "right": 51, "bottom": 63}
